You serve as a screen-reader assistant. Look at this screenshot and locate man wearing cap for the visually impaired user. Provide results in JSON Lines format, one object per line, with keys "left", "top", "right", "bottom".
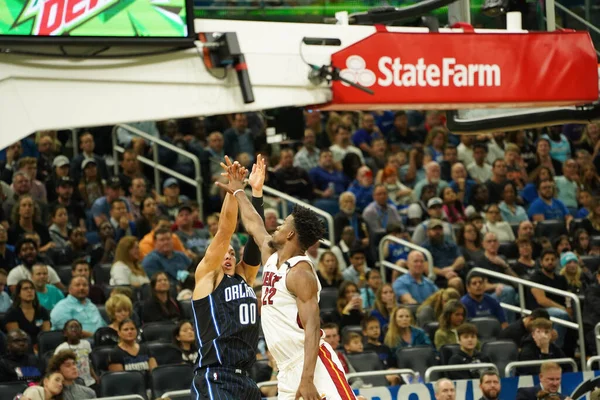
{"left": 174, "top": 204, "right": 209, "bottom": 257}
{"left": 411, "top": 197, "right": 456, "bottom": 245}
{"left": 49, "top": 176, "right": 86, "bottom": 229}
{"left": 422, "top": 218, "right": 465, "bottom": 292}
{"left": 411, "top": 161, "right": 449, "bottom": 202}
{"left": 70, "top": 131, "right": 110, "bottom": 183}
{"left": 159, "top": 178, "right": 188, "bottom": 221}
{"left": 91, "top": 177, "right": 131, "bottom": 228}
{"left": 46, "top": 155, "right": 71, "bottom": 203}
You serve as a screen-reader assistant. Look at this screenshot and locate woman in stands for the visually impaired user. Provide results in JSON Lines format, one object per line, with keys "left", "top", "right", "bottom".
{"left": 4, "top": 279, "right": 50, "bottom": 348}
{"left": 172, "top": 320, "right": 198, "bottom": 365}
{"left": 141, "top": 272, "right": 181, "bottom": 323}
{"left": 424, "top": 127, "right": 448, "bottom": 163}
{"left": 499, "top": 182, "right": 528, "bottom": 223}
{"left": 21, "top": 371, "right": 64, "bottom": 400}
{"left": 481, "top": 203, "right": 515, "bottom": 243}
{"left": 581, "top": 164, "right": 600, "bottom": 196}
{"left": 384, "top": 306, "right": 433, "bottom": 352}
{"left": 316, "top": 251, "right": 343, "bottom": 289}
{"left": 7, "top": 194, "right": 52, "bottom": 251}
{"left": 110, "top": 236, "right": 149, "bottom": 287}
{"left": 465, "top": 184, "right": 489, "bottom": 219}
{"left": 572, "top": 228, "right": 591, "bottom": 256}
{"left": 433, "top": 300, "right": 467, "bottom": 349}
{"left": 108, "top": 319, "right": 157, "bottom": 375}
{"left": 370, "top": 283, "right": 396, "bottom": 337}
{"left": 441, "top": 186, "right": 466, "bottom": 224}
{"left": 527, "top": 138, "right": 563, "bottom": 181}
{"left": 48, "top": 205, "right": 70, "bottom": 249}
{"left": 331, "top": 281, "right": 365, "bottom": 330}
{"left": 575, "top": 122, "right": 600, "bottom": 157}
{"left": 135, "top": 196, "right": 158, "bottom": 240}
{"left": 415, "top": 288, "right": 460, "bottom": 327}
{"left": 456, "top": 222, "right": 484, "bottom": 264}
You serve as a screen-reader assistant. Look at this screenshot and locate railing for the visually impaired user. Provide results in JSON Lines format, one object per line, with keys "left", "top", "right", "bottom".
{"left": 111, "top": 123, "right": 204, "bottom": 220}
{"left": 262, "top": 184, "right": 335, "bottom": 247}
{"left": 505, "top": 358, "right": 578, "bottom": 377}
{"left": 160, "top": 389, "right": 191, "bottom": 399}
{"left": 595, "top": 322, "right": 600, "bottom": 356}
{"left": 587, "top": 355, "right": 600, "bottom": 371}
{"left": 95, "top": 396, "right": 145, "bottom": 400}
{"left": 425, "top": 363, "right": 499, "bottom": 383}
{"left": 256, "top": 369, "right": 418, "bottom": 388}
{"left": 554, "top": 1, "right": 600, "bottom": 57}
{"left": 378, "top": 235, "right": 436, "bottom": 282}
{"left": 470, "top": 267, "right": 586, "bottom": 371}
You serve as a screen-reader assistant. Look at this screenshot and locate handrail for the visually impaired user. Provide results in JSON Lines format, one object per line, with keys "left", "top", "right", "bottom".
{"left": 425, "top": 363, "right": 499, "bottom": 383}
{"left": 346, "top": 368, "right": 418, "bottom": 380}
{"left": 555, "top": 2, "right": 600, "bottom": 35}
{"left": 111, "top": 123, "right": 203, "bottom": 220}
{"left": 95, "top": 396, "right": 145, "bottom": 400}
{"left": 378, "top": 235, "right": 436, "bottom": 282}
{"left": 595, "top": 322, "right": 600, "bottom": 356}
{"left": 505, "top": 358, "right": 578, "bottom": 377}
{"left": 262, "top": 184, "right": 335, "bottom": 247}
{"left": 587, "top": 355, "right": 600, "bottom": 370}
{"left": 159, "top": 389, "right": 191, "bottom": 398}
{"left": 470, "top": 267, "right": 586, "bottom": 371}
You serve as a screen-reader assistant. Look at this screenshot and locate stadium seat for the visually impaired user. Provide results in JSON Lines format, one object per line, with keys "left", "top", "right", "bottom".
{"left": 405, "top": 303, "right": 420, "bottom": 319}
{"left": 0, "top": 330, "right": 6, "bottom": 355}
{"left": 341, "top": 325, "right": 363, "bottom": 337}
{"left": 91, "top": 346, "right": 114, "bottom": 375}
{"left": 395, "top": 346, "right": 437, "bottom": 378}
{"left": 97, "top": 305, "right": 110, "bottom": 324}
{"left": 141, "top": 321, "right": 177, "bottom": 343}
{"left": 439, "top": 344, "right": 461, "bottom": 365}
{"left": 481, "top": 340, "right": 518, "bottom": 377}
{"left": 319, "top": 288, "right": 338, "bottom": 311}
{"left": 581, "top": 255, "right": 600, "bottom": 274}
{"left": 423, "top": 322, "right": 439, "bottom": 343}
{"left": 346, "top": 351, "right": 387, "bottom": 387}
{"left": 319, "top": 309, "right": 336, "bottom": 323}
{"left": 38, "top": 330, "right": 66, "bottom": 355}
{"left": 94, "top": 327, "right": 118, "bottom": 348}
{"left": 534, "top": 219, "right": 567, "bottom": 239}
{"left": 0, "top": 381, "right": 28, "bottom": 400}
{"left": 250, "top": 359, "right": 272, "bottom": 383}
{"left": 93, "top": 263, "right": 112, "bottom": 285}
{"left": 510, "top": 222, "right": 520, "bottom": 237}
{"left": 471, "top": 317, "right": 502, "bottom": 343}
{"left": 180, "top": 299, "right": 193, "bottom": 320}
{"left": 498, "top": 242, "right": 518, "bottom": 259}
{"left": 56, "top": 265, "right": 72, "bottom": 286}
{"left": 151, "top": 364, "right": 194, "bottom": 399}
{"left": 100, "top": 371, "right": 147, "bottom": 399}
{"left": 146, "top": 342, "right": 183, "bottom": 366}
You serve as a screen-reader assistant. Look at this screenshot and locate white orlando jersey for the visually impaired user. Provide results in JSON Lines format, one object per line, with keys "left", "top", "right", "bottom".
{"left": 261, "top": 253, "right": 323, "bottom": 370}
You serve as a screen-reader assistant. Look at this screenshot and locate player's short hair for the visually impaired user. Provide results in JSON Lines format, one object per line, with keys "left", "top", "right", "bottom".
{"left": 456, "top": 323, "right": 478, "bottom": 338}
{"left": 291, "top": 205, "right": 325, "bottom": 251}
{"left": 342, "top": 331, "right": 362, "bottom": 346}
{"left": 530, "top": 318, "right": 553, "bottom": 331}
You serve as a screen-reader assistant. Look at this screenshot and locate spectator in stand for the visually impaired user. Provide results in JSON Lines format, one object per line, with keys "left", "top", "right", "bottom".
{"left": 412, "top": 161, "right": 449, "bottom": 202}
{"left": 406, "top": 184, "right": 437, "bottom": 227}
{"left": 7, "top": 238, "right": 64, "bottom": 293}
{"left": 517, "top": 319, "right": 566, "bottom": 376}
{"left": 527, "top": 249, "right": 571, "bottom": 349}
{"left": 522, "top": 166, "right": 553, "bottom": 206}
{"left": 465, "top": 183, "right": 490, "bottom": 218}
{"left": 416, "top": 288, "right": 460, "bottom": 327}
{"left": 7, "top": 194, "right": 51, "bottom": 249}
{"left": 78, "top": 159, "right": 104, "bottom": 209}
{"left": 46, "top": 350, "right": 96, "bottom": 400}
{"left": 499, "top": 182, "right": 528, "bottom": 223}
{"left": 362, "top": 316, "right": 397, "bottom": 370}
{"left": 361, "top": 269, "right": 382, "bottom": 310}
{"left": 92, "top": 221, "right": 117, "bottom": 265}
{"left": 330, "top": 125, "right": 365, "bottom": 170}
{"left": 559, "top": 251, "right": 592, "bottom": 296}
{"left": 386, "top": 111, "right": 420, "bottom": 153}
{"left": 512, "top": 238, "right": 538, "bottom": 281}
{"left": 543, "top": 126, "right": 572, "bottom": 163}
{"left": 174, "top": 204, "right": 209, "bottom": 257}
{"left": 461, "top": 271, "right": 508, "bottom": 329}
{"left": 310, "top": 149, "right": 349, "bottom": 198}
{"left": 108, "top": 199, "right": 136, "bottom": 242}
{"left": 447, "top": 323, "right": 490, "bottom": 380}
{"left": 173, "top": 320, "right": 198, "bottom": 365}
{"left": 441, "top": 186, "right": 466, "bottom": 224}
{"left": 440, "top": 145, "right": 459, "bottom": 183}
{"left": 273, "top": 148, "right": 314, "bottom": 202}
{"left": 158, "top": 178, "right": 188, "bottom": 221}
{"left": 31, "top": 264, "right": 64, "bottom": 312}
{"left": 554, "top": 159, "right": 581, "bottom": 215}
{"left": 384, "top": 306, "right": 433, "bottom": 352}
{"left": 342, "top": 246, "right": 370, "bottom": 287}
{"left": 449, "top": 162, "right": 477, "bottom": 206}
{"left": 435, "top": 378, "right": 457, "bottom": 400}
{"left": 581, "top": 164, "right": 600, "bottom": 196}
{"left": 424, "top": 127, "right": 448, "bottom": 163}
{"left": 479, "top": 370, "right": 502, "bottom": 400}
{"left": 142, "top": 227, "right": 191, "bottom": 287}
{"left": 393, "top": 250, "right": 438, "bottom": 304}
{"left": 110, "top": 236, "right": 149, "bottom": 287}
{"left": 580, "top": 200, "right": 600, "bottom": 236}
{"left": 434, "top": 299, "right": 467, "bottom": 349}
{"left": 4, "top": 279, "right": 50, "bottom": 347}
{"left": 485, "top": 159, "right": 509, "bottom": 204}
{"left": 422, "top": 220, "right": 465, "bottom": 292}
{"left": 94, "top": 293, "right": 135, "bottom": 348}
{"left": 50, "top": 276, "right": 106, "bottom": 336}
{"left": 46, "top": 176, "right": 84, "bottom": 231}
{"left": 331, "top": 225, "right": 358, "bottom": 271}
{"left": 322, "top": 322, "right": 341, "bottom": 351}
{"left": 352, "top": 113, "right": 384, "bottom": 158}
{"left": 223, "top": 113, "right": 254, "bottom": 161}
{"left": 0, "top": 140, "right": 23, "bottom": 182}
{"left": 457, "top": 222, "right": 484, "bottom": 264}
{"left": 572, "top": 228, "right": 591, "bottom": 256}
{"left": 362, "top": 184, "right": 403, "bottom": 236}
{"left": 583, "top": 268, "right": 600, "bottom": 355}
{"left": 333, "top": 191, "right": 369, "bottom": 245}
{"left": 127, "top": 176, "right": 147, "bottom": 220}
{"left": 576, "top": 189, "right": 594, "bottom": 218}
{"left": 12, "top": 157, "right": 47, "bottom": 203}
{"left": 118, "top": 150, "right": 141, "bottom": 197}
{"left": 91, "top": 177, "right": 130, "bottom": 228}
{"left": 400, "top": 145, "right": 426, "bottom": 188}
{"left": 377, "top": 163, "right": 412, "bottom": 207}
{"left": 2, "top": 171, "right": 35, "bottom": 219}
{"left": 53, "top": 320, "right": 97, "bottom": 388}
{"left": 48, "top": 205, "right": 70, "bottom": 249}
{"left": 487, "top": 132, "right": 507, "bottom": 164}
{"left": 108, "top": 319, "right": 157, "bottom": 375}
{"left": 294, "top": 128, "right": 320, "bottom": 172}
{"left": 331, "top": 281, "right": 364, "bottom": 329}
{"left": 139, "top": 216, "right": 187, "bottom": 258}
{"left": 516, "top": 362, "right": 569, "bottom": 399}
{"left": 382, "top": 223, "right": 412, "bottom": 273}
{"left": 527, "top": 180, "right": 573, "bottom": 227}
{"left": 0, "top": 328, "right": 43, "bottom": 383}
{"left": 52, "top": 227, "right": 99, "bottom": 268}
{"left": 70, "top": 131, "right": 110, "bottom": 183}
{"left": 316, "top": 251, "right": 343, "bottom": 289}
{"left": 457, "top": 135, "right": 475, "bottom": 168}
{"left": 365, "top": 138, "right": 387, "bottom": 177}
{"left": 135, "top": 196, "right": 158, "bottom": 240}
{"left": 527, "top": 138, "right": 563, "bottom": 181}
{"left": 0, "top": 225, "right": 17, "bottom": 270}
{"left": 412, "top": 198, "right": 456, "bottom": 245}
{"left": 482, "top": 204, "right": 515, "bottom": 242}
{"left": 369, "top": 284, "right": 396, "bottom": 334}
{"left": 264, "top": 208, "right": 279, "bottom": 235}
{"left": 467, "top": 143, "right": 493, "bottom": 184}
{"left": 0, "top": 268, "right": 12, "bottom": 312}
{"left": 499, "top": 308, "right": 550, "bottom": 346}
{"left": 504, "top": 144, "right": 528, "bottom": 191}
{"left": 142, "top": 272, "right": 181, "bottom": 323}
{"left": 348, "top": 166, "right": 375, "bottom": 213}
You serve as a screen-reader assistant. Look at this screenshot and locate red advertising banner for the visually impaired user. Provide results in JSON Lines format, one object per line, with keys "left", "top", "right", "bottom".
{"left": 325, "top": 30, "right": 598, "bottom": 110}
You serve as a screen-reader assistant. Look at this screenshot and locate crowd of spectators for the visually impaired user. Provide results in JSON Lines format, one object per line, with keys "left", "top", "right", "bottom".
{"left": 0, "top": 110, "right": 600, "bottom": 397}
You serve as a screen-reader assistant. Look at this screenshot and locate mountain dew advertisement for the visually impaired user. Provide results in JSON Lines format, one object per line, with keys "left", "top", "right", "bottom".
{"left": 0, "top": 0, "right": 191, "bottom": 37}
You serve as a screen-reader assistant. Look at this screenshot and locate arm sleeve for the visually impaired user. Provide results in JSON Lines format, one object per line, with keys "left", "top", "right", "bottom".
{"left": 47, "top": 267, "right": 61, "bottom": 285}
{"left": 111, "top": 263, "right": 131, "bottom": 285}
{"left": 242, "top": 196, "right": 264, "bottom": 267}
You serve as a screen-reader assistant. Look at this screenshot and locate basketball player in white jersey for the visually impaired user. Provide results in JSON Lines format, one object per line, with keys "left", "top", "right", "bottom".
{"left": 218, "top": 156, "right": 357, "bottom": 400}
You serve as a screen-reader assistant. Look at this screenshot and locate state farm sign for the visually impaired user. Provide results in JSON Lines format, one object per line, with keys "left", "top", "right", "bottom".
{"left": 328, "top": 30, "right": 598, "bottom": 109}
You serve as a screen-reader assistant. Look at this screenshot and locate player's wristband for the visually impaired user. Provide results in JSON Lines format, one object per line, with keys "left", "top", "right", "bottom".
{"left": 233, "top": 189, "right": 245, "bottom": 197}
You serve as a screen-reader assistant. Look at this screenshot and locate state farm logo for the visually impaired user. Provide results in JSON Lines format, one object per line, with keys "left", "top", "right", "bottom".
{"left": 339, "top": 55, "right": 502, "bottom": 88}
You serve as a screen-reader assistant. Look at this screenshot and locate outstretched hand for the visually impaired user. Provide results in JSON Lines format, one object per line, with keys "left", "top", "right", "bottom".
{"left": 216, "top": 156, "right": 248, "bottom": 194}
{"left": 248, "top": 155, "right": 266, "bottom": 194}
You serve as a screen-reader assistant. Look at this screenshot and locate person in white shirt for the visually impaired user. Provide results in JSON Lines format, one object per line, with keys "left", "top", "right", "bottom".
{"left": 330, "top": 125, "right": 365, "bottom": 169}
{"left": 110, "top": 236, "right": 150, "bottom": 287}
{"left": 467, "top": 143, "right": 493, "bottom": 183}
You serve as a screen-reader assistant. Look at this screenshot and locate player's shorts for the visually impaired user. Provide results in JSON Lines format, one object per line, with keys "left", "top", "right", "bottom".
{"left": 276, "top": 343, "right": 356, "bottom": 400}
{"left": 192, "top": 366, "right": 262, "bottom": 400}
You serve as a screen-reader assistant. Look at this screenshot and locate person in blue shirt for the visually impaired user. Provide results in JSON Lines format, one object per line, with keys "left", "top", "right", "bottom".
{"left": 460, "top": 271, "right": 508, "bottom": 329}
{"left": 383, "top": 305, "right": 433, "bottom": 352}
{"left": 352, "top": 113, "right": 384, "bottom": 158}
{"left": 392, "top": 250, "right": 439, "bottom": 304}
{"left": 422, "top": 220, "right": 465, "bottom": 293}
{"left": 142, "top": 227, "right": 191, "bottom": 287}
{"left": 527, "top": 180, "right": 573, "bottom": 228}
